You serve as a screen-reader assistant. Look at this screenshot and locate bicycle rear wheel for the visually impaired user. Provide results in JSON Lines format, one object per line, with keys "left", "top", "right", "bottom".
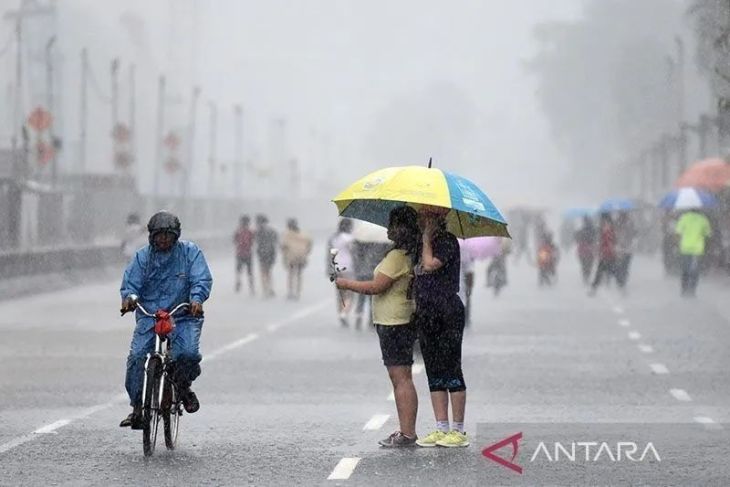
{"left": 162, "top": 380, "right": 181, "bottom": 450}
{"left": 142, "top": 357, "right": 161, "bottom": 457}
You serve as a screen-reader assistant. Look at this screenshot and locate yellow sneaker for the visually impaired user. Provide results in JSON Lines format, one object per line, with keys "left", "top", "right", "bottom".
{"left": 416, "top": 430, "right": 447, "bottom": 447}
{"left": 436, "top": 430, "right": 470, "bottom": 448}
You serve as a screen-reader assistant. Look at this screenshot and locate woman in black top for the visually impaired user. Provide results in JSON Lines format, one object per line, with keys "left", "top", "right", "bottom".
{"left": 413, "top": 205, "right": 469, "bottom": 448}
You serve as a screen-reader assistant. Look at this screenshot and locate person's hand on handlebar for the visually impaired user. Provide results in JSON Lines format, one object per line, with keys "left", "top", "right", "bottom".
{"left": 190, "top": 301, "right": 203, "bottom": 317}
{"left": 120, "top": 295, "right": 138, "bottom": 315}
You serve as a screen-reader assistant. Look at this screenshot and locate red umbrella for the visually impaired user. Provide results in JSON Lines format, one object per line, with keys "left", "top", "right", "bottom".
{"left": 675, "top": 158, "right": 730, "bottom": 192}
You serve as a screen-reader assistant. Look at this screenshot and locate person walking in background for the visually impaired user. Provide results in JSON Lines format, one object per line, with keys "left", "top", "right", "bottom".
{"left": 351, "top": 223, "right": 391, "bottom": 330}
{"left": 675, "top": 209, "right": 712, "bottom": 297}
{"left": 458, "top": 242, "right": 475, "bottom": 327}
{"left": 413, "top": 205, "right": 469, "bottom": 448}
{"left": 281, "top": 218, "right": 313, "bottom": 300}
{"left": 615, "top": 213, "right": 637, "bottom": 292}
{"left": 255, "top": 214, "right": 278, "bottom": 299}
{"left": 121, "top": 213, "right": 146, "bottom": 261}
{"left": 486, "top": 238, "right": 511, "bottom": 296}
{"left": 328, "top": 219, "right": 356, "bottom": 326}
{"left": 335, "top": 207, "right": 421, "bottom": 447}
{"left": 233, "top": 215, "right": 256, "bottom": 295}
{"left": 536, "top": 231, "right": 559, "bottom": 286}
{"left": 574, "top": 216, "right": 597, "bottom": 285}
{"left": 588, "top": 213, "right": 617, "bottom": 296}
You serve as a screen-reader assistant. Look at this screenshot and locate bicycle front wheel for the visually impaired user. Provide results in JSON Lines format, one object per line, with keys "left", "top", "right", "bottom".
{"left": 162, "top": 380, "right": 180, "bottom": 450}
{"left": 142, "top": 357, "right": 161, "bottom": 457}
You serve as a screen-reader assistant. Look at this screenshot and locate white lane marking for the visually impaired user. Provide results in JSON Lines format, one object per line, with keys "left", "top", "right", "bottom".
{"left": 628, "top": 331, "right": 641, "bottom": 341}
{"left": 387, "top": 391, "right": 395, "bottom": 401}
{"left": 363, "top": 414, "right": 390, "bottom": 431}
{"left": 650, "top": 363, "right": 669, "bottom": 375}
{"left": 0, "top": 300, "right": 329, "bottom": 455}
{"left": 613, "top": 306, "right": 624, "bottom": 315}
{"left": 266, "top": 301, "right": 330, "bottom": 332}
{"left": 694, "top": 417, "right": 723, "bottom": 430}
{"left": 638, "top": 344, "right": 654, "bottom": 354}
{"left": 670, "top": 389, "right": 692, "bottom": 402}
{"left": 328, "top": 457, "right": 361, "bottom": 480}
{"left": 34, "top": 419, "right": 71, "bottom": 434}
{"left": 0, "top": 434, "right": 37, "bottom": 454}
{"left": 412, "top": 363, "right": 424, "bottom": 375}
{"left": 618, "top": 319, "right": 630, "bottom": 327}
{"left": 204, "top": 333, "right": 259, "bottom": 361}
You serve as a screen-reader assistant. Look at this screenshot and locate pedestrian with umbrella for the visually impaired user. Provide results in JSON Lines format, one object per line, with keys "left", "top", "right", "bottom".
{"left": 332, "top": 162, "right": 508, "bottom": 449}
{"left": 334, "top": 206, "right": 421, "bottom": 447}
{"left": 673, "top": 208, "right": 713, "bottom": 297}
{"left": 588, "top": 213, "right": 617, "bottom": 296}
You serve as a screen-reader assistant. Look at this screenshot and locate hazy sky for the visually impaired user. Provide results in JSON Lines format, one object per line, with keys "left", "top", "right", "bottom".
{"left": 2, "top": 0, "right": 581, "bottom": 205}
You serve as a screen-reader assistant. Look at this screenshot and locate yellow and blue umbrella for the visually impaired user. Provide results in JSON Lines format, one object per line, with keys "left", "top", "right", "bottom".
{"left": 332, "top": 165, "right": 509, "bottom": 238}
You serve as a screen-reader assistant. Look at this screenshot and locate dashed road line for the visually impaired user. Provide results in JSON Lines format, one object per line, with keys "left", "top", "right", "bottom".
{"left": 628, "top": 331, "right": 641, "bottom": 341}
{"left": 618, "top": 319, "right": 630, "bottom": 327}
{"left": 649, "top": 363, "right": 669, "bottom": 375}
{"left": 328, "top": 457, "right": 361, "bottom": 480}
{"left": 613, "top": 305, "right": 625, "bottom": 315}
{"left": 0, "top": 300, "right": 329, "bottom": 456}
{"left": 670, "top": 389, "right": 692, "bottom": 402}
{"left": 694, "top": 416, "right": 723, "bottom": 430}
{"left": 363, "top": 414, "right": 390, "bottom": 431}
{"left": 638, "top": 344, "right": 654, "bottom": 354}
{"left": 34, "top": 420, "right": 71, "bottom": 435}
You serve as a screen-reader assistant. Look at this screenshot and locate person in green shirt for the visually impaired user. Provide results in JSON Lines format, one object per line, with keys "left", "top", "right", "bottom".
{"left": 675, "top": 210, "right": 712, "bottom": 297}
{"left": 335, "top": 206, "right": 421, "bottom": 448}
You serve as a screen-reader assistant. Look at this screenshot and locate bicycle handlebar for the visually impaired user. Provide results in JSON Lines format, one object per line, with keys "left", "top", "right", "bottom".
{"left": 121, "top": 301, "right": 190, "bottom": 318}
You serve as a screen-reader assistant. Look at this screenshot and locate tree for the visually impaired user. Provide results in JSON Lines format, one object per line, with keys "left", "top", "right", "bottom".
{"left": 529, "top": 0, "right": 685, "bottom": 193}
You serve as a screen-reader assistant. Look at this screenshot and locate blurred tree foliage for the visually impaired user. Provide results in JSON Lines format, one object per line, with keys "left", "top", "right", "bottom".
{"left": 529, "top": 0, "right": 684, "bottom": 176}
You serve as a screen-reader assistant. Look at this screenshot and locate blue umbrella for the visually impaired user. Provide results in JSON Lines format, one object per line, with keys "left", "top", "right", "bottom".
{"left": 562, "top": 207, "right": 596, "bottom": 219}
{"left": 599, "top": 198, "right": 636, "bottom": 213}
{"left": 658, "top": 187, "right": 717, "bottom": 210}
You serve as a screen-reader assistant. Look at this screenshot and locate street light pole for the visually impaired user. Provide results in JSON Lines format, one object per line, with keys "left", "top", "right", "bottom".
{"left": 154, "top": 75, "right": 166, "bottom": 198}
{"left": 79, "top": 48, "right": 88, "bottom": 173}
{"left": 233, "top": 103, "right": 243, "bottom": 199}
{"left": 45, "top": 36, "right": 56, "bottom": 187}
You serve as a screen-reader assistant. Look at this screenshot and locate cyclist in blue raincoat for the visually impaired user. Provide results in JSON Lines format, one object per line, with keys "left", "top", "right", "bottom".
{"left": 119, "top": 211, "right": 213, "bottom": 429}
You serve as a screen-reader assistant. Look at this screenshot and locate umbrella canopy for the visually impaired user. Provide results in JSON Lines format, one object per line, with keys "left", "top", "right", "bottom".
{"left": 659, "top": 187, "right": 717, "bottom": 210}
{"left": 675, "top": 158, "right": 730, "bottom": 192}
{"left": 562, "top": 207, "right": 596, "bottom": 219}
{"left": 599, "top": 198, "right": 636, "bottom": 213}
{"left": 458, "top": 236, "right": 502, "bottom": 260}
{"left": 351, "top": 220, "right": 389, "bottom": 243}
{"left": 332, "top": 165, "right": 509, "bottom": 238}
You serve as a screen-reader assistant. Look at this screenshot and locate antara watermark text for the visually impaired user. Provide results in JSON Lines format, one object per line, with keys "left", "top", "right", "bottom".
{"left": 530, "top": 441, "right": 661, "bottom": 463}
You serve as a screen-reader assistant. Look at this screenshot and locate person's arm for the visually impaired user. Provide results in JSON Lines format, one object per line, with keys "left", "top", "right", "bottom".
{"left": 336, "top": 272, "right": 395, "bottom": 295}
{"left": 420, "top": 220, "right": 444, "bottom": 272}
{"left": 120, "top": 248, "right": 148, "bottom": 310}
{"left": 188, "top": 245, "right": 213, "bottom": 315}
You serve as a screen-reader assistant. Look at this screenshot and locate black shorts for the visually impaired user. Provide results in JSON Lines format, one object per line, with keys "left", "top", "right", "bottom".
{"left": 375, "top": 322, "right": 417, "bottom": 367}
{"left": 413, "top": 295, "right": 466, "bottom": 392}
{"left": 236, "top": 256, "right": 252, "bottom": 272}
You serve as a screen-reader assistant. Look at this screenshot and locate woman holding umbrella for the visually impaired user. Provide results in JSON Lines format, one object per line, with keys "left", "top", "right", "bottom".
{"left": 413, "top": 205, "right": 470, "bottom": 448}
{"left": 335, "top": 206, "right": 421, "bottom": 447}
{"left": 331, "top": 162, "right": 509, "bottom": 449}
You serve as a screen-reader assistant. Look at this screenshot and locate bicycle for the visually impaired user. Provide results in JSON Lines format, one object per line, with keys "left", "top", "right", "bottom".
{"left": 122, "top": 300, "right": 190, "bottom": 456}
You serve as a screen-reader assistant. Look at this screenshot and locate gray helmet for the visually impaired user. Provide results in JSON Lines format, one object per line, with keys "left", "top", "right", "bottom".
{"left": 147, "top": 211, "right": 181, "bottom": 246}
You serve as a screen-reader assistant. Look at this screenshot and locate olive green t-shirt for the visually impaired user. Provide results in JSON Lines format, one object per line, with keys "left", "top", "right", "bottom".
{"left": 372, "top": 249, "right": 415, "bottom": 325}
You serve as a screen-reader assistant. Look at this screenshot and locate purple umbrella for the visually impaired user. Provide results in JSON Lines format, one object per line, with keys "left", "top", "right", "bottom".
{"left": 458, "top": 236, "right": 502, "bottom": 261}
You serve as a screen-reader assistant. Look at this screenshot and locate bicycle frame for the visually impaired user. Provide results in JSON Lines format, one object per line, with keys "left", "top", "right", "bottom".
{"left": 137, "top": 302, "right": 189, "bottom": 408}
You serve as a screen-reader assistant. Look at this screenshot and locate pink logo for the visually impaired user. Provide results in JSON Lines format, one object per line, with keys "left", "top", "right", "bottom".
{"left": 482, "top": 432, "right": 523, "bottom": 474}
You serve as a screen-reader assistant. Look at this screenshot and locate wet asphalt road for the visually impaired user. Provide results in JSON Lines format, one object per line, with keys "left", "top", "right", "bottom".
{"left": 1, "top": 243, "right": 730, "bottom": 486}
